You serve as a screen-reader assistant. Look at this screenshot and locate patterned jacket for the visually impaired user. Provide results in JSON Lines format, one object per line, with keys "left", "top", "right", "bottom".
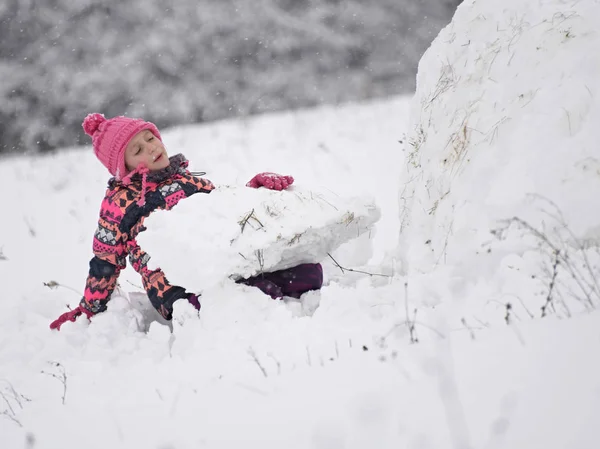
{"left": 80, "top": 154, "right": 214, "bottom": 320}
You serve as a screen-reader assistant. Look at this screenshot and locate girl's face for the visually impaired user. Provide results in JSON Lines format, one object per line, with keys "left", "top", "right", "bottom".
{"left": 124, "top": 129, "right": 170, "bottom": 172}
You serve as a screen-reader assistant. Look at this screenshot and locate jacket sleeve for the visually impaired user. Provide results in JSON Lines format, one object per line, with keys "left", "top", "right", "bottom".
{"left": 126, "top": 229, "right": 187, "bottom": 321}
{"left": 79, "top": 195, "right": 128, "bottom": 315}
{"left": 123, "top": 175, "right": 215, "bottom": 320}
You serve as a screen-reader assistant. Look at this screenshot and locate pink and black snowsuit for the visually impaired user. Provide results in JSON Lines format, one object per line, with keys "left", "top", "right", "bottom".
{"left": 80, "top": 154, "right": 213, "bottom": 320}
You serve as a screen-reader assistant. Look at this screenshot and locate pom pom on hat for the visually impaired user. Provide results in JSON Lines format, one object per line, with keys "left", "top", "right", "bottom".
{"left": 82, "top": 113, "right": 106, "bottom": 136}
{"left": 82, "top": 113, "right": 162, "bottom": 179}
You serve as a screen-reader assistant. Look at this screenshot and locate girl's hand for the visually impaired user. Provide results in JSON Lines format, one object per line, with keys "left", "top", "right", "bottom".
{"left": 246, "top": 172, "right": 294, "bottom": 191}
{"left": 49, "top": 305, "right": 93, "bottom": 331}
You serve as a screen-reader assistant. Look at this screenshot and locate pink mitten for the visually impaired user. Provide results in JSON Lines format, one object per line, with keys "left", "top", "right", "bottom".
{"left": 49, "top": 305, "right": 93, "bottom": 331}
{"left": 246, "top": 172, "right": 294, "bottom": 191}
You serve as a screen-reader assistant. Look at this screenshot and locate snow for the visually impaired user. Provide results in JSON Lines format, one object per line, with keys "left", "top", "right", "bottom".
{"left": 392, "top": 0, "right": 600, "bottom": 330}
{"left": 139, "top": 185, "right": 380, "bottom": 291}
{"left": 1, "top": 0, "right": 600, "bottom": 447}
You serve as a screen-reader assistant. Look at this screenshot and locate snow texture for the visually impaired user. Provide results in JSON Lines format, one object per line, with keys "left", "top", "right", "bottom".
{"left": 397, "top": 0, "right": 600, "bottom": 322}
{"left": 139, "top": 185, "right": 380, "bottom": 290}
{"left": 1, "top": 0, "right": 600, "bottom": 448}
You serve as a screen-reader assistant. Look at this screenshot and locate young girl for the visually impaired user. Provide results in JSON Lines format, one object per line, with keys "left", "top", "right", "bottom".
{"left": 50, "top": 113, "right": 323, "bottom": 330}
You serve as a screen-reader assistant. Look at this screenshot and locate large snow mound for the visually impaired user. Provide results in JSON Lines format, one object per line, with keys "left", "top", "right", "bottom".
{"left": 397, "top": 0, "right": 600, "bottom": 319}
{"left": 139, "top": 185, "right": 380, "bottom": 291}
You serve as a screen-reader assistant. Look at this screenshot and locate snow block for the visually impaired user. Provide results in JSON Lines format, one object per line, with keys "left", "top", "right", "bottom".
{"left": 137, "top": 185, "right": 380, "bottom": 292}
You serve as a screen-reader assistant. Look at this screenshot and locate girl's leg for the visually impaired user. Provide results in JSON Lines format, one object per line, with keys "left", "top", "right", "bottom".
{"left": 239, "top": 263, "right": 323, "bottom": 299}
{"left": 265, "top": 263, "right": 323, "bottom": 298}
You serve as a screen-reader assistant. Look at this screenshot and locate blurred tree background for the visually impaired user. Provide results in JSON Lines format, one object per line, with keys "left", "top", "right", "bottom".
{"left": 0, "top": 0, "right": 461, "bottom": 154}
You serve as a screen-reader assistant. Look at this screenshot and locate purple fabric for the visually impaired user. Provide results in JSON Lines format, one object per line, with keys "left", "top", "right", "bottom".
{"left": 239, "top": 263, "right": 323, "bottom": 299}
{"left": 187, "top": 293, "right": 201, "bottom": 311}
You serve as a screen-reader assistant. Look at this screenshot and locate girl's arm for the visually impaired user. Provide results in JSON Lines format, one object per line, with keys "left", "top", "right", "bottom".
{"left": 52, "top": 212, "right": 188, "bottom": 328}
{"left": 122, "top": 173, "right": 215, "bottom": 320}
{"left": 78, "top": 203, "right": 129, "bottom": 315}
{"left": 126, "top": 229, "right": 189, "bottom": 320}
{"left": 50, "top": 195, "right": 127, "bottom": 330}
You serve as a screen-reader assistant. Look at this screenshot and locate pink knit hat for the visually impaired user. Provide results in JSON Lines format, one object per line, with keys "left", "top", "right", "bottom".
{"left": 82, "top": 113, "right": 162, "bottom": 180}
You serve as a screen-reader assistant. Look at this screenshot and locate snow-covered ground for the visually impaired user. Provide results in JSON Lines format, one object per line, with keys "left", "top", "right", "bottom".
{"left": 2, "top": 0, "right": 600, "bottom": 448}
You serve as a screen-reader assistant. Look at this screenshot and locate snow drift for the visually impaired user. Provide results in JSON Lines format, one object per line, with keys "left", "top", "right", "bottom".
{"left": 397, "top": 0, "right": 600, "bottom": 320}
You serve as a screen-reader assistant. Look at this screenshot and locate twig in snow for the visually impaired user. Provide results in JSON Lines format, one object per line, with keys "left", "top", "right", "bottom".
{"left": 473, "top": 316, "right": 490, "bottom": 328}
{"left": 248, "top": 348, "right": 268, "bottom": 378}
{"left": 41, "top": 362, "right": 68, "bottom": 405}
{"left": 425, "top": 60, "right": 458, "bottom": 107}
{"left": 499, "top": 215, "right": 598, "bottom": 311}
{"left": 381, "top": 282, "right": 446, "bottom": 343}
{"left": 327, "top": 253, "right": 391, "bottom": 278}
{"left": 484, "top": 116, "right": 510, "bottom": 145}
{"left": 538, "top": 198, "right": 600, "bottom": 301}
{"left": 519, "top": 89, "right": 540, "bottom": 108}
{"left": 562, "top": 108, "right": 573, "bottom": 135}
{"left": 487, "top": 49, "right": 501, "bottom": 75}
{"left": 407, "top": 125, "right": 427, "bottom": 168}
{"left": 404, "top": 282, "right": 419, "bottom": 344}
{"left": 0, "top": 247, "right": 7, "bottom": 261}
{"left": 267, "top": 353, "right": 281, "bottom": 375}
{"left": 541, "top": 251, "right": 560, "bottom": 317}
{"left": 43, "top": 280, "right": 81, "bottom": 297}
{"left": 1, "top": 409, "right": 21, "bottom": 427}
{"left": 498, "top": 293, "right": 535, "bottom": 320}
{"left": 238, "top": 209, "right": 264, "bottom": 233}
{"left": 554, "top": 288, "right": 573, "bottom": 318}
{"left": 341, "top": 212, "right": 355, "bottom": 226}
{"left": 289, "top": 233, "right": 303, "bottom": 246}
{"left": 310, "top": 192, "right": 339, "bottom": 211}
{"left": 516, "top": 295, "right": 535, "bottom": 319}
{"left": 24, "top": 217, "right": 36, "bottom": 237}
{"left": 504, "top": 303, "right": 512, "bottom": 325}
{"left": 0, "top": 391, "right": 20, "bottom": 427}
{"left": 461, "top": 318, "right": 476, "bottom": 341}
{"left": 384, "top": 319, "right": 446, "bottom": 341}
{"left": 0, "top": 381, "right": 30, "bottom": 428}
{"left": 550, "top": 11, "right": 580, "bottom": 29}
{"left": 255, "top": 249, "right": 264, "bottom": 274}
{"left": 3, "top": 382, "right": 30, "bottom": 408}
{"left": 126, "top": 280, "right": 144, "bottom": 291}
